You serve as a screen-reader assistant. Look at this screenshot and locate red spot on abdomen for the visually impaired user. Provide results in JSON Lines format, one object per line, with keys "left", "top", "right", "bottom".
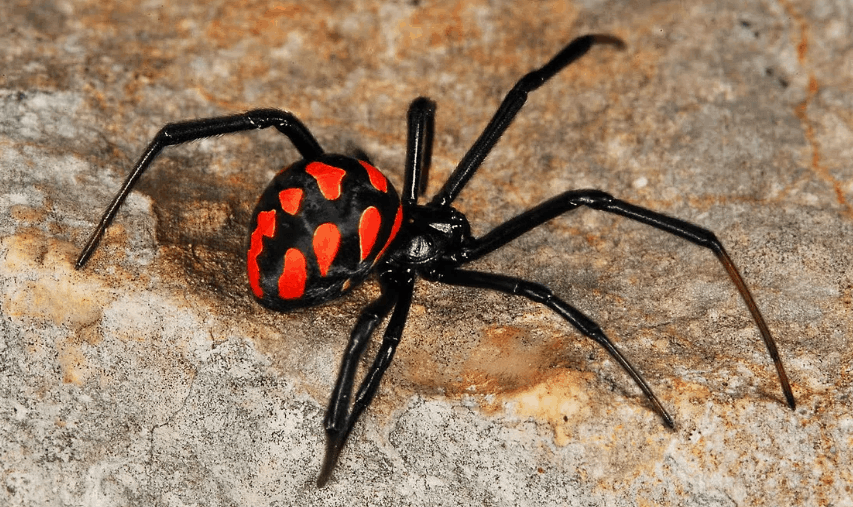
{"left": 279, "top": 248, "right": 307, "bottom": 299}
{"left": 313, "top": 223, "right": 341, "bottom": 276}
{"left": 376, "top": 204, "right": 404, "bottom": 261}
{"left": 279, "top": 188, "right": 303, "bottom": 215}
{"left": 306, "top": 162, "right": 346, "bottom": 200}
{"left": 358, "top": 206, "right": 382, "bottom": 261}
{"left": 359, "top": 161, "right": 388, "bottom": 192}
{"left": 248, "top": 210, "right": 276, "bottom": 298}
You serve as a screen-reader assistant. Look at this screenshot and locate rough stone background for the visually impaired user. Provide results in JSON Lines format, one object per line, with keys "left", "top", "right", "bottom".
{"left": 1, "top": 0, "right": 851, "bottom": 505}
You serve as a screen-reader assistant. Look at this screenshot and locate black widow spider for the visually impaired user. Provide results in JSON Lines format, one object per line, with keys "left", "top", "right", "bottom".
{"left": 76, "top": 34, "right": 795, "bottom": 486}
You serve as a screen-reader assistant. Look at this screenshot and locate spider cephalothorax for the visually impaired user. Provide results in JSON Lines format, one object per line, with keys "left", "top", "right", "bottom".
{"left": 76, "top": 34, "right": 795, "bottom": 487}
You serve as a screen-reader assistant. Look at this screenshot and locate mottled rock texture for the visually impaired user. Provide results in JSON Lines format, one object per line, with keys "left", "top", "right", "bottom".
{"left": 1, "top": 0, "right": 850, "bottom": 505}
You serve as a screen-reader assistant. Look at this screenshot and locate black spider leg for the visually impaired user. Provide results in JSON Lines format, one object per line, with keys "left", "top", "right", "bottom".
{"left": 460, "top": 189, "right": 796, "bottom": 410}
{"left": 403, "top": 97, "right": 436, "bottom": 205}
{"left": 75, "top": 109, "right": 324, "bottom": 269}
{"left": 431, "top": 34, "right": 625, "bottom": 208}
{"left": 317, "top": 276, "right": 415, "bottom": 487}
{"left": 317, "top": 97, "right": 433, "bottom": 487}
{"left": 436, "top": 268, "right": 674, "bottom": 428}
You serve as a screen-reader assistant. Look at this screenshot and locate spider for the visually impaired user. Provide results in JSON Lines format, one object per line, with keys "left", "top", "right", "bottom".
{"left": 76, "top": 34, "right": 795, "bottom": 486}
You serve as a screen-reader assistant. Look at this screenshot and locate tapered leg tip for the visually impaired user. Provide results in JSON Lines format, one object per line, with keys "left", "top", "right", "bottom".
{"left": 589, "top": 34, "right": 627, "bottom": 50}
{"left": 316, "top": 430, "right": 346, "bottom": 488}
{"left": 785, "top": 391, "right": 796, "bottom": 411}
{"left": 316, "top": 472, "right": 331, "bottom": 489}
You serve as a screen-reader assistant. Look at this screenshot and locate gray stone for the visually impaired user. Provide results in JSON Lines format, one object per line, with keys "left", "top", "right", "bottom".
{"left": 1, "top": 1, "right": 850, "bottom": 505}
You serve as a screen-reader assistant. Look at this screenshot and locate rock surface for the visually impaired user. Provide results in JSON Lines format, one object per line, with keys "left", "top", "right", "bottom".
{"left": 1, "top": 0, "right": 851, "bottom": 505}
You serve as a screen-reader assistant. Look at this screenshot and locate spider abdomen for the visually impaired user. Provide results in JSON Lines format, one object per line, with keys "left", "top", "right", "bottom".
{"left": 247, "top": 154, "right": 403, "bottom": 311}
